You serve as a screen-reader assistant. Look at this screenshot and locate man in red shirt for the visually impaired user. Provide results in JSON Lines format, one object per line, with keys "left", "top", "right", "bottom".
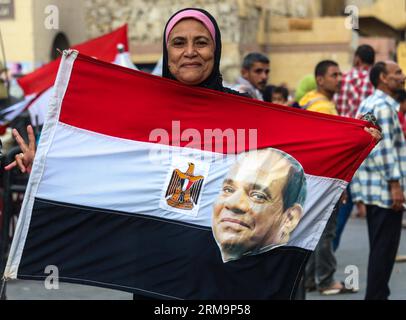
{"left": 335, "top": 45, "right": 375, "bottom": 118}
{"left": 333, "top": 45, "right": 376, "bottom": 252}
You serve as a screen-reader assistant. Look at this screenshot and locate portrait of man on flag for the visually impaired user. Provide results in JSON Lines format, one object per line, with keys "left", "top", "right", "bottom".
{"left": 212, "top": 148, "right": 307, "bottom": 262}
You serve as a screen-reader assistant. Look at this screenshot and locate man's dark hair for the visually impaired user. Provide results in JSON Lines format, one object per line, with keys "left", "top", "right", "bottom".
{"left": 370, "top": 62, "right": 387, "bottom": 89}
{"left": 355, "top": 45, "right": 375, "bottom": 66}
{"left": 396, "top": 89, "right": 406, "bottom": 103}
{"left": 315, "top": 60, "right": 339, "bottom": 78}
{"left": 242, "top": 52, "right": 270, "bottom": 70}
{"left": 257, "top": 149, "right": 307, "bottom": 211}
{"left": 262, "top": 85, "right": 275, "bottom": 102}
{"left": 281, "top": 154, "right": 307, "bottom": 211}
{"left": 272, "top": 86, "right": 289, "bottom": 102}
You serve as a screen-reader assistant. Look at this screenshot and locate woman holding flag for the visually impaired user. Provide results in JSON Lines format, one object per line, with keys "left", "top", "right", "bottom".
{"left": 4, "top": 8, "right": 381, "bottom": 301}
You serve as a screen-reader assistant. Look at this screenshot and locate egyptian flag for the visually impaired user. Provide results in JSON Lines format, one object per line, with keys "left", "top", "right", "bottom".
{"left": 4, "top": 51, "right": 376, "bottom": 299}
{"left": 17, "top": 25, "right": 129, "bottom": 96}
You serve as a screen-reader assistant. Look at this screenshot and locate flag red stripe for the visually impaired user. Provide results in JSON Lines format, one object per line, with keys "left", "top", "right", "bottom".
{"left": 59, "top": 54, "right": 376, "bottom": 182}
{"left": 17, "top": 25, "right": 128, "bottom": 95}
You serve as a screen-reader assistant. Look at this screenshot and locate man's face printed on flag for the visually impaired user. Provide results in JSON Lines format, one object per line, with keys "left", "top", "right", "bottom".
{"left": 212, "top": 149, "right": 305, "bottom": 262}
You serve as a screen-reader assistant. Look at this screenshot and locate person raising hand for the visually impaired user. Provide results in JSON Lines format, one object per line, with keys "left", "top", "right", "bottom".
{"left": 5, "top": 125, "right": 36, "bottom": 174}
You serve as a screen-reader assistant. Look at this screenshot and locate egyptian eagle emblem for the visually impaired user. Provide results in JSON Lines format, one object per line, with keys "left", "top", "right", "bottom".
{"left": 165, "top": 163, "right": 205, "bottom": 210}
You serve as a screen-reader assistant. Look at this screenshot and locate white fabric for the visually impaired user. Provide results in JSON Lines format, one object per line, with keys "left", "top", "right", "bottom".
{"left": 151, "top": 57, "right": 163, "bottom": 76}
{"left": 113, "top": 52, "right": 138, "bottom": 70}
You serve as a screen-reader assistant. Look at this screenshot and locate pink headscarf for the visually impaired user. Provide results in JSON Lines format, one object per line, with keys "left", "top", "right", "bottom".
{"left": 165, "top": 9, "right": 216, "bottom": 48}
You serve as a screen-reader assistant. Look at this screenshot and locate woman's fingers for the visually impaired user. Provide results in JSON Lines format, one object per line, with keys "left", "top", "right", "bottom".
{"left": 4, "top": 161, "right": 17, "bottom": 171}
{"left": 5, "top": 127, "right": 36, "bottom": 174}
{"left": 12, "top": 128, "right": 29, "bottom": 153}
{"left": 4, "top": 157, "right": 31, "bottom": 173}
{"left": 27, "top": 125, "right": 36, "bottom": 151}
{"left": 364, "top": 127, "right": 382, "bottom": 141}
{"left": 15, "top": 153, "right": 26, "bottom": 173}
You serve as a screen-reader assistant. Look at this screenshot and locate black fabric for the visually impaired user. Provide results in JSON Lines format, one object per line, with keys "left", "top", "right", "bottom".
{"left": 365, "top": 205, "right": 403, "bottom": 300}
{"left": 18, "top": 198, "right": 310, "bottom": 300}
{"left": 162, "top": 8, "right": 246, "bottom": 98}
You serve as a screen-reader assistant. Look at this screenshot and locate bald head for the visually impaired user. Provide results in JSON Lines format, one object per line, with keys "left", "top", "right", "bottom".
{"left": 370, "top": 61, "right": 406, "bottom": 95}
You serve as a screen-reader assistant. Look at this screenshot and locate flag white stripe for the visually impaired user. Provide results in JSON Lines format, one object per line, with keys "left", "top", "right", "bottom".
{"left": 4, "top": 50, "right": 78, "bottom": 279}
{"left": 37, "top": 121, "right": 236, "bottom": 227}
{"left": 289, "top": 175, "right": 346, "bottom": 249}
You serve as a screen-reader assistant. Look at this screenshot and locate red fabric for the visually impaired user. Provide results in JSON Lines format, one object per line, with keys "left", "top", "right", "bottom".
{"left": 59, "top": 54, "right": 377, "bottom": 182}
{"left": 398, "top": 112, "right": 406, "bottom": 138}
{"left": 17, "top": 25, "right": 128, "bottom": 95}
{"left": 0, "top": 125, "right": 7, "bottom": 135}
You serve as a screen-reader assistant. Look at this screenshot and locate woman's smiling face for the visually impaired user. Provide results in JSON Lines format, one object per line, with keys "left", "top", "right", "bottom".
{"left": 167, "top": 19, "right": 215, "bottom": 86}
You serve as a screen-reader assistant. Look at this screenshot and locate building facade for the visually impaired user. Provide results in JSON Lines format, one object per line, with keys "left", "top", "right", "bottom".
{"left": 83, "top": 0, "right": 325, "bottom": 84}
{"left": 1, "top": 0, "right": 86, "bottom": 72}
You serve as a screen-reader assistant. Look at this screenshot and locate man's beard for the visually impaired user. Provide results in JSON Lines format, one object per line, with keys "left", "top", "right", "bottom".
{"left": 221, "top": 239, "right": 251, "bottom": 260}
{"left": 258, "top": 82, "right": 266, "bottom": 91}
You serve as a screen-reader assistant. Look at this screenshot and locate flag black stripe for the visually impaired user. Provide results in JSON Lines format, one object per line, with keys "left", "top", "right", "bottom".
{"left": 17, "top": 198, "right": 310, "bottom": 299}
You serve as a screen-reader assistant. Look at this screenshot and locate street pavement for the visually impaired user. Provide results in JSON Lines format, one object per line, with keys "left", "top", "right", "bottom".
{"left": 306, "top": 216, "right": 406, "bottom": 300}
{"left": 4, "top": 216, "right": 406, "bottom": 300}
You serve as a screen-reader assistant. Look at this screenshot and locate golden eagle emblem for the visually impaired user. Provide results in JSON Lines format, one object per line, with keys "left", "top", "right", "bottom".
{"left": 165, "top": 163, "right": 205, "bottom": 210}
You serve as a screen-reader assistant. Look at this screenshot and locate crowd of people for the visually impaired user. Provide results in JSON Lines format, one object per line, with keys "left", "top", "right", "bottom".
{"left": 1, "top": 7, "right": 405, "bottom": 300}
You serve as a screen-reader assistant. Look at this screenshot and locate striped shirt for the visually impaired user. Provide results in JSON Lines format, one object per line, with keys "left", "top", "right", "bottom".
{"left": 351, "top": 89, "right": 406, "bottom": 209}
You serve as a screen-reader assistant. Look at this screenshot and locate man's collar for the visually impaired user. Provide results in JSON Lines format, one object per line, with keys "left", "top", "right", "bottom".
{"left": 375, "top": 89, "right": 399, "bottom": 111}
{"left": 357, "top": 65, "right": 371, "bottom": 72}
{"left": 237, "top": 76, "right": 254, "bottom": 88}
{"left": 349, "top": 65, "right": 371, "bottom": 76}
{"left": 316, "top": 89, "right": 333, "bottom": 102}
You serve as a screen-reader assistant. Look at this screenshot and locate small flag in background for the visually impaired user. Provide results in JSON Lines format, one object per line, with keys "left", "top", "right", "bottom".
{"left": 0, "top": 25, "right": 129, "bottom": 128}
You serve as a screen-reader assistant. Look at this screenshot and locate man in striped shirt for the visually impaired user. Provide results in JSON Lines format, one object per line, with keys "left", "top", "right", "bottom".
{"left": 352, "top": 61, "right": 406, "bottom": 300}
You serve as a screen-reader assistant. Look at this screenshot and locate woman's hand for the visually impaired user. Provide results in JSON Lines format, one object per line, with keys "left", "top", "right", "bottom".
{"left": 357, "top": 112, "right": 382, "bottom": 141}
{"left": 364, "top": 127, "right": 382, "bottom": 141}
{"left": 5, "top": 125, "right": 36, "bottom": 173}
